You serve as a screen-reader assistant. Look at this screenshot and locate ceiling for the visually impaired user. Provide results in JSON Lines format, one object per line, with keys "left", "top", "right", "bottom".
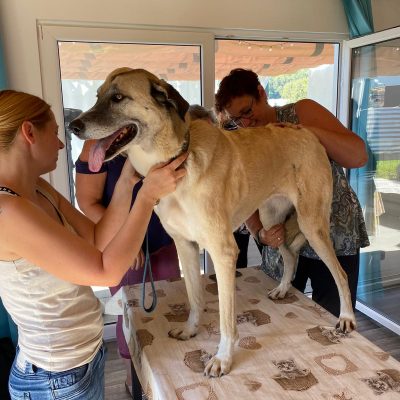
{"left": 58, "top": 40, "right": 336, "bottom": 81}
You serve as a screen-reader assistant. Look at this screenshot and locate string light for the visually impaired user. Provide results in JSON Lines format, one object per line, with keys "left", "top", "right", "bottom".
{"left": 238, "top": 41, "right": 296, "bottom": 52}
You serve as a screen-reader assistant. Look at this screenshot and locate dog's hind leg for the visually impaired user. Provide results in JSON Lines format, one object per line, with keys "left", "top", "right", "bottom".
{"left": 168, "top": 238, "right": 203, "bottom": 340}
{"left": 268, "top": 231, "right": 305, "bottom": 299}
{"left": 203, "top": 232, "right": 239, "bottom": 377}
{"left": 258, "top": 196, "right": 303, "bottom": 299}
{"left": 297, "top": 214, "right": 356, "bottom": 332}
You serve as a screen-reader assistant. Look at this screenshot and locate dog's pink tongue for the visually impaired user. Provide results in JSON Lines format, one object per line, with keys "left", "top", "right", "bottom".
{"left": 88, "top": 141, "right": 106, "bottom": 172}
{"left": 88, "top": 130, "right": 123, "bottom": 172}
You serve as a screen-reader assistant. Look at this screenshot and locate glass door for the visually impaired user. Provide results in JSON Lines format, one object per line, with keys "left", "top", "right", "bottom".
{"left": 341, "top": 27, "right": 400, "bottom": 334}
{"left": 38, "top": 26, "right": 214, "bottom": 330}
{"left": 58, "top": 41, "right": 202, "bottom": 205}
{"left": 37, "top": 25, "right": 214, "bottom": 200}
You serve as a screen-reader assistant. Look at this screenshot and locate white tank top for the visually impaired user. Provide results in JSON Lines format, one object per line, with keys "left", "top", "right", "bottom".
{"left": 0, "top": 187, "right": 103, "bottom": 371}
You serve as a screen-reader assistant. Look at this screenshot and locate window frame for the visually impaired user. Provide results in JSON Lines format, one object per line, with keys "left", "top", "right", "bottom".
{"left": 38, "top": 22, "right": 342, "bottom": 202}
{"left": 338, "top": 26, "right": 400, "bottom": 127}
{"left": 338, "top": 26, "right": 400, "bottom": 336}
{"left": 38, "top": 24, "right": 215, "bottom": 200}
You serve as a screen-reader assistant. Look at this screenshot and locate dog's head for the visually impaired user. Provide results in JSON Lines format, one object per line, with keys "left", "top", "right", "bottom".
{"left": 69, "top": 67, "right": 190, "bottom": 172}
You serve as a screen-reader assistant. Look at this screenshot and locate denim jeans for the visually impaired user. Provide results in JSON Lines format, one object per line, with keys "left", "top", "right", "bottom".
{"left": 8, "top": 344, "right": 106, "bottom": 400}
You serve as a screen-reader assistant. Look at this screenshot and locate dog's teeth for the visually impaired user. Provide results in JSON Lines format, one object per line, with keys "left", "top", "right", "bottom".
{"left": 116, "top": 132, "right": 125, "bottom": 142}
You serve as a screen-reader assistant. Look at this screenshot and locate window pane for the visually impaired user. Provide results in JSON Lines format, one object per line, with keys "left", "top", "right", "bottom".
{"left": 215, "top": 40, "right": 338, "bottom": 114}
{"left": 213, "top": 39, "right": 339, "bottom": 273}
{"left": 58, "top": 41, "right": 202, "bottom": 204}
{"left": 58, "top": 41, "right": 203, "bottom": 299}
{"left": 349, "top": 38, "right": 400, "bottom": 325}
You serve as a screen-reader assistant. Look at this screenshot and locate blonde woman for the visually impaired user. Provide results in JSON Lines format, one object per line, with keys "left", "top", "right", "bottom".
{"left": 0, "top": 90, "right": 186, "bottom": 400}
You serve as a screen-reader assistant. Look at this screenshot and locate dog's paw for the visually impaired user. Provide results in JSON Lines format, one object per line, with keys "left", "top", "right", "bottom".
{"left": 268, "top": 283, "right": 291, "bottom": 299}
{"left": 337, "top": 313, "right": 357, "bottom": 333}
{"left": 168, "top": 327, "right": 197, "bottom": 341}
{"left": 204, "top": 355, "right": 232, "bottom": 377}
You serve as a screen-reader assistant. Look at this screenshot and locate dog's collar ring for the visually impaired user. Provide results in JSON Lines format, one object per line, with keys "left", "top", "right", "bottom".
{"left": 171, "top": 129, "right": 190, "bottom": 162}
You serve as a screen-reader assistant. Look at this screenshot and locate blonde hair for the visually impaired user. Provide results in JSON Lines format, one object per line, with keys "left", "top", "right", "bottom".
{"left": 0, "top": 90, "right": 51, "bottom": 150}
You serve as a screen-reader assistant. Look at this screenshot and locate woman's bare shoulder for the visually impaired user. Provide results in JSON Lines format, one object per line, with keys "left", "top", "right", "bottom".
{"left": 37, "top": 177, "right": 61, "bottom": 204}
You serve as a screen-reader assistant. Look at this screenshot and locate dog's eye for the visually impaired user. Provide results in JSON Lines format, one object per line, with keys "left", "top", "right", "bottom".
{"left": 111, "top": 93, "right": 124, "bottom": 103}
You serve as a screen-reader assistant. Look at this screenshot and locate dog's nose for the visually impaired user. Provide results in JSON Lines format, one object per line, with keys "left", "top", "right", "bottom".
{"left": 68, "top": 119, "right": 85, "bottom": 136}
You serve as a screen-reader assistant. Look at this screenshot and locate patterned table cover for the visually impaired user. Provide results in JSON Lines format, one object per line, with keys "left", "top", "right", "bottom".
{"left": 122, "top": 267, "right": 400, "bottom": 399}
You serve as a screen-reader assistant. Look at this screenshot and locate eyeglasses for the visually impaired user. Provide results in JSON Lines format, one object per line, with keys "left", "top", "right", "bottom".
{"left": 230, "top": 98, "right": 255, "bottom": 125}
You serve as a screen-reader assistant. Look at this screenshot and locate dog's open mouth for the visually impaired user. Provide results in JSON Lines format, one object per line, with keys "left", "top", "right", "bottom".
{"left": 88, "top": 124, "right": 137, "bottom": 172}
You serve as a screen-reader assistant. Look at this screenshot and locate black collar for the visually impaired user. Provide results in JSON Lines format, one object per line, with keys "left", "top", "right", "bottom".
{"left": 171, "top": 129, "right": 190, "bottom": 162}
{"left": 135, "top": 129, "right": 190, "bottom": 180}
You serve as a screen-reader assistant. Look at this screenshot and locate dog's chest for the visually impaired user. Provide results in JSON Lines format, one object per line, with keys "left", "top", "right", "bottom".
{"left": 128, "top": 147, "right": 161, "bottom": 177}
{"left": 155, "top": 193, "right": 200, "bottom": 242}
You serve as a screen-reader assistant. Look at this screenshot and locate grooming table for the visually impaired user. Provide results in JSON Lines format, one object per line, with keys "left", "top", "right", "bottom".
{"left": 122, "top": 267, "right": 400, "bottom": 399}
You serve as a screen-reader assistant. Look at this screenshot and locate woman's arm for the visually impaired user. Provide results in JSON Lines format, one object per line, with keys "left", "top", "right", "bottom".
{"left": 295, "top": 99, "right": 368, "bottom": 168}
{"left": 75, "top": 140, "right": 107, "bottom": 223}
{"left": 55, "top": 160, "right": 138, "bottom": 249}
{"left": 75, "top": 142, "right": 146, "bottom": 268}
{"left": 75, "top": 173, "right": 107, "bottom": 223}
{"left": 245, "top": 210, "right": 285, "bottom": 248}
{"left": 0, "top": 154, "right": 186, "bottom": 287}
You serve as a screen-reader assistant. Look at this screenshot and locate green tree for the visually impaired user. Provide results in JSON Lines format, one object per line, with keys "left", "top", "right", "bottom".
{"left": 281, "top": 77, "right": 308, "bottom": 102}
{"left": 266, "top": 69, "right": 309, "bottom": 100}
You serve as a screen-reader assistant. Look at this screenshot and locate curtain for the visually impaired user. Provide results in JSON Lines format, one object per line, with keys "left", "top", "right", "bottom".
{"left": 0, "top": 35, "right": 7, "bottom": 89}
{"left": 0, "top": 35, "right": 17, "bottom": 345}
{"left": 341, "top": 0, "right": 374, "bottom": 38}
{"left": 342, "top": 2, "right": 379, "bottom": 299}
{"left": 0, "top": 301, "right": 17, "bottom": 345}
{"left": 341, "top": 0, "right": 379, "bottom": 301}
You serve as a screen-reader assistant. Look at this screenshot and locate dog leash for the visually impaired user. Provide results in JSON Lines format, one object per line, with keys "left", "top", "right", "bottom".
{"left": 141, "top": 232, "right": 157, "bottom": 313}
{"left": 138, "top": 132, "right": 189, "bottom": 313}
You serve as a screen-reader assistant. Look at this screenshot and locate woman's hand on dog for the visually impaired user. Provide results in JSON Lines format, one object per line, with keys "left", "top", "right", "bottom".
{"left": 259, "top": 223, "right": 285, "bottom": 248}
{"left": 141, "top": 152, "right": 187, "bottom": 205}
{"left": 116, "top": 159, "right": 143, "bottom": 188}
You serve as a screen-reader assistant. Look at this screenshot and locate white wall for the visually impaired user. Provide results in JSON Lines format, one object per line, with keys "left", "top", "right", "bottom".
{"left": 0, "top": 0, "right": 349, "bottom": 95}
{"left": 371, "top": 0, "right": 400, "bottom": 32}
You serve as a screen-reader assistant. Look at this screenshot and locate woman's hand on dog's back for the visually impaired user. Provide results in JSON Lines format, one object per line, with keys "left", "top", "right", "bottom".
{"left": 141, "top": 152, "right": 187, "bottom": 205}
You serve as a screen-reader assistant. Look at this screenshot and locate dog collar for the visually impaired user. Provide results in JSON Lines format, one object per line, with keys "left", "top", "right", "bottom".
{"left": 171, "top": 129, "right": 190, "bottom": 162}
{"left": 135, "top": 129, "right": 190, "bottom": 181}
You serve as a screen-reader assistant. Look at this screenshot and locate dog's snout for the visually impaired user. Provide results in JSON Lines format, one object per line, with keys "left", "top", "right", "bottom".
{"left": 68, "top": 119, "right": 85, "bottom": 136}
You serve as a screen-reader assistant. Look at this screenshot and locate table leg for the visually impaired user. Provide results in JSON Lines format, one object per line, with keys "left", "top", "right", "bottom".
{"left": 130, "top": 359, "right": 143, "bottom": 400}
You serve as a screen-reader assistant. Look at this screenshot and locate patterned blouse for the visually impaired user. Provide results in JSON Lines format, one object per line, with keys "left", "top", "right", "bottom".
{"left": 261, "top": 103, "right": 370, "bottom": 281}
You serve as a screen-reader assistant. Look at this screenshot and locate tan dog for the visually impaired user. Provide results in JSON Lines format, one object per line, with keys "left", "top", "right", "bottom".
{"left": 70, "top": 68, "right": 356, "bottom": 377}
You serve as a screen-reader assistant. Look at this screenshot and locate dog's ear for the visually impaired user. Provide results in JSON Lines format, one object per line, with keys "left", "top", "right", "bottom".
{"left": 150, "top": 80, "right": 189, "bottom": 121}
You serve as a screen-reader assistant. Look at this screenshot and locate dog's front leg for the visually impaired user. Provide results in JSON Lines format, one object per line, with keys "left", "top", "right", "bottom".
{"left": 204, "top": 234, "right": 238, "bottom": 377}
{"left": 168, "top": 238, "right": 203, "bottom": 340}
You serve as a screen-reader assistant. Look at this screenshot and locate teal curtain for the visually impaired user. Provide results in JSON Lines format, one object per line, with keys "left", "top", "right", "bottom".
{"left": 0, "top": 35, "right": 7, "bottom": 89}
{"left": 0, "top": 301, "right": 11, "bottom": 338}
{"left": 341, "top": 0, "right": 374, "bottom": 38}
{"left": 0, "top": 300, "right": 17, "bottom": 346}
{"left": 342, "top": 1, "right": 378, "bottom": 303}
{"left": 0, "top": 34, "right": 17, "bottom": 345}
